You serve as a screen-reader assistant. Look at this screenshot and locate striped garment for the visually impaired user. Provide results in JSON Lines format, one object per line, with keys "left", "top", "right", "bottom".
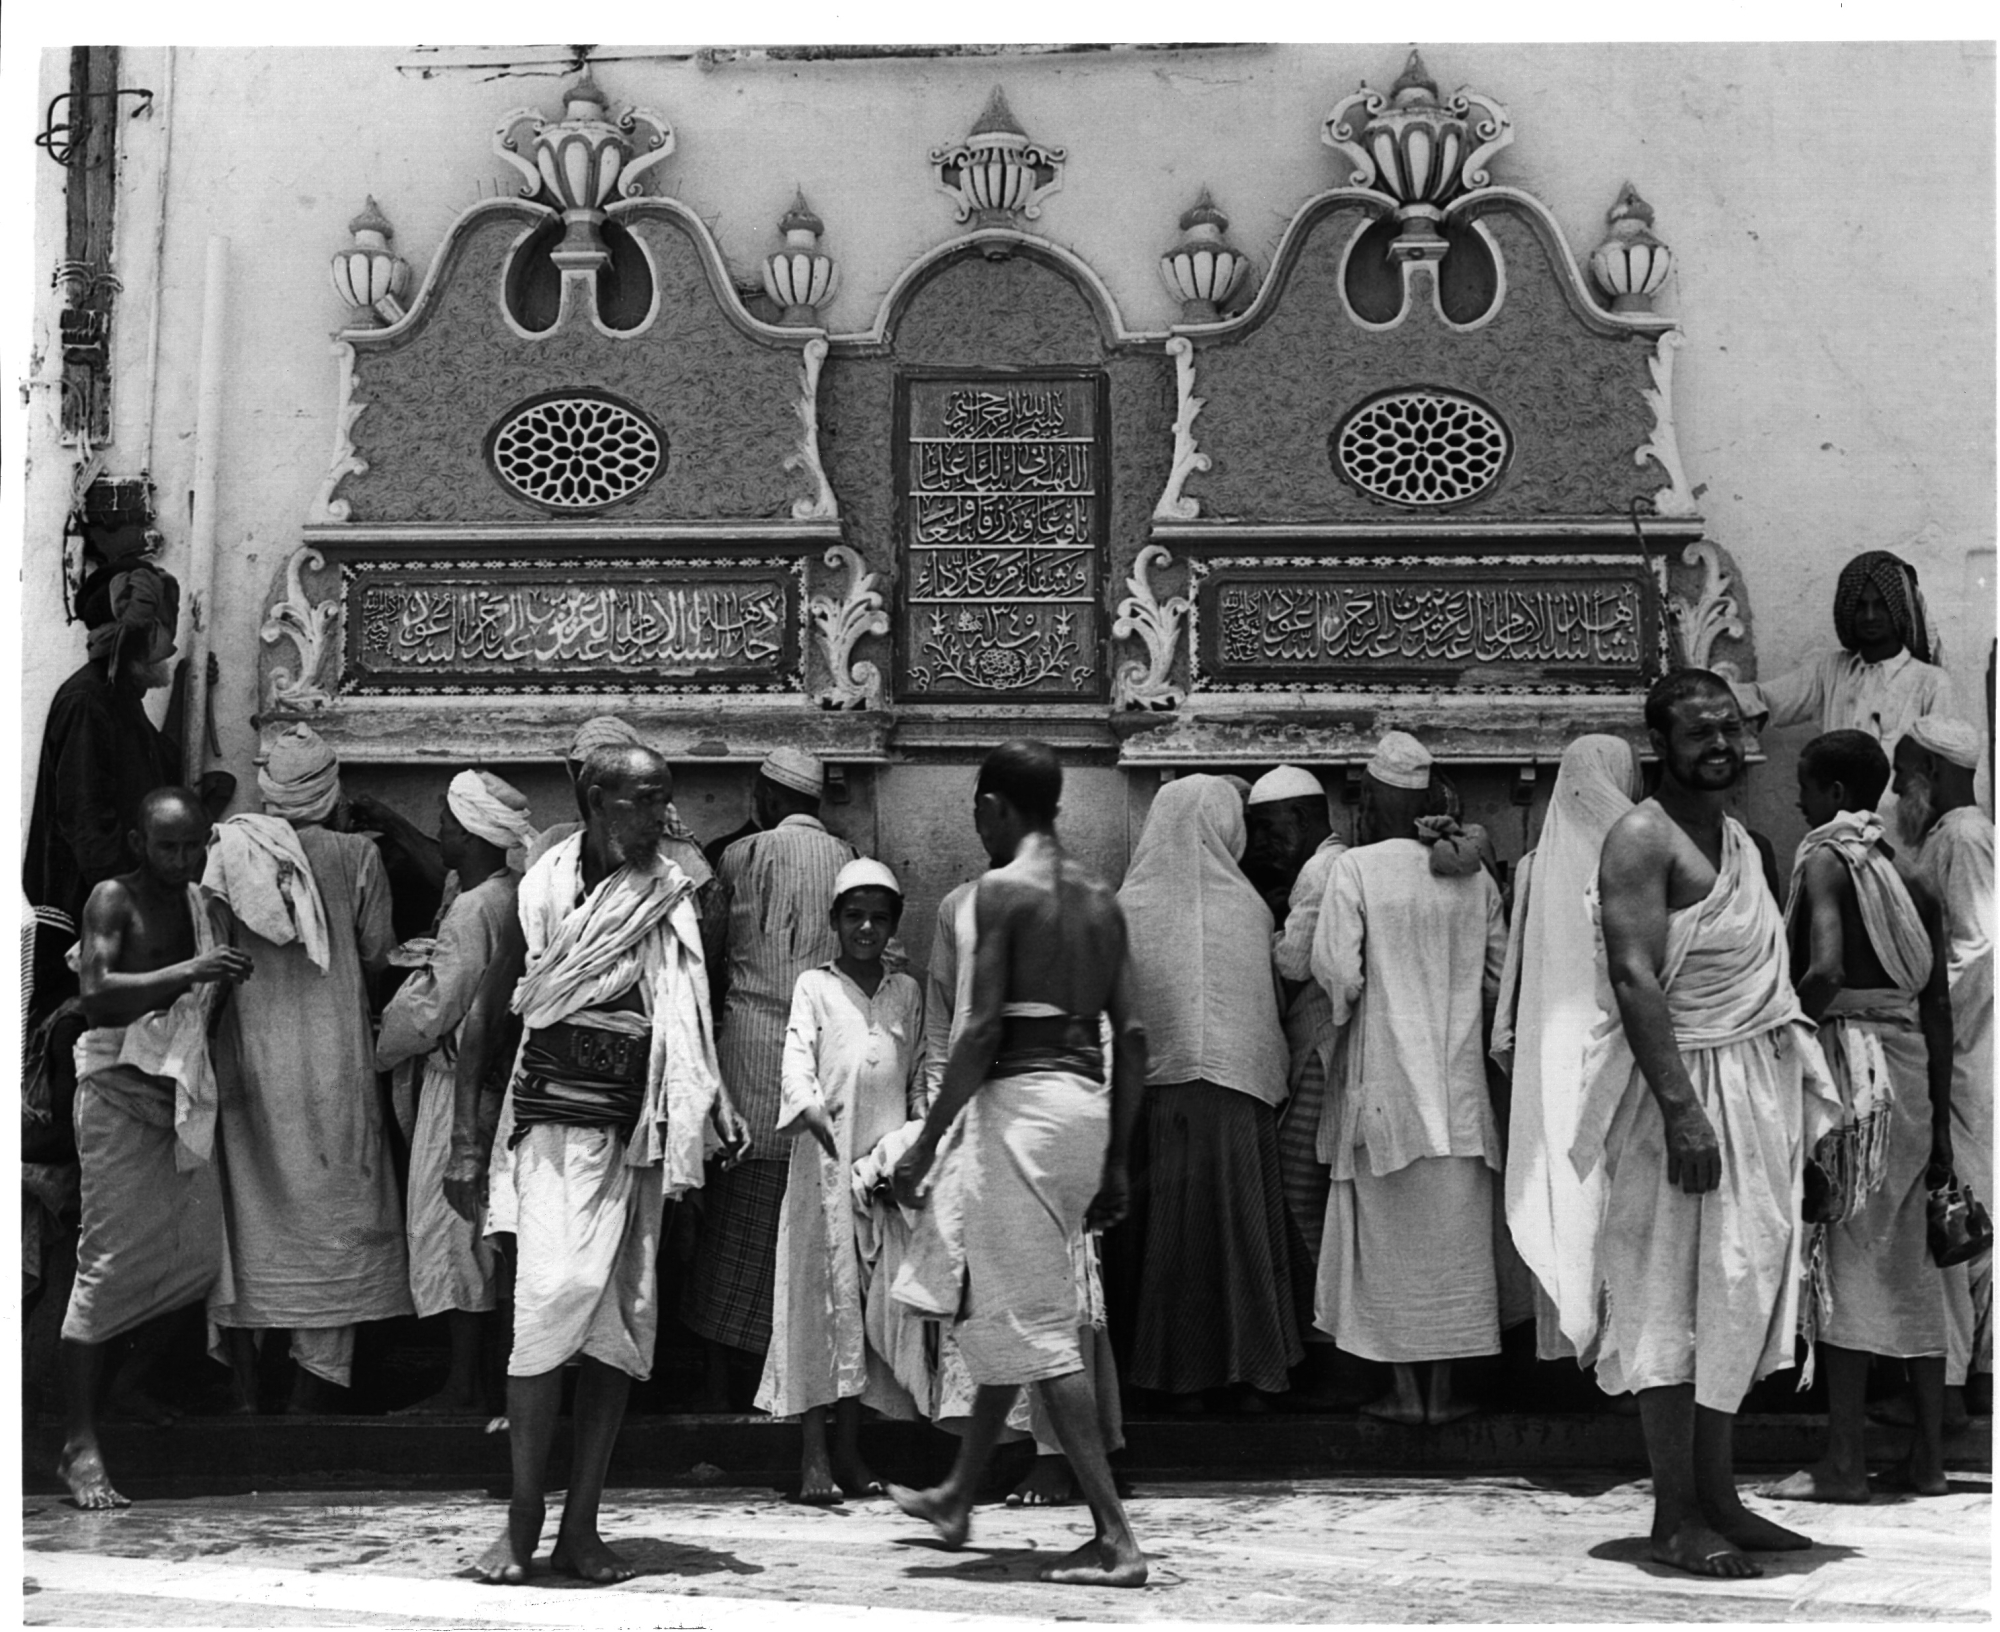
{"left": 680, "top": 1156, "right": 789, "bottom": 1353}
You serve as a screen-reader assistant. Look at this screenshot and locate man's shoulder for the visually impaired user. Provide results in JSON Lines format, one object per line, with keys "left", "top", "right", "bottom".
{"left": 81, "top": 872, "right": 138, "bottom": 921}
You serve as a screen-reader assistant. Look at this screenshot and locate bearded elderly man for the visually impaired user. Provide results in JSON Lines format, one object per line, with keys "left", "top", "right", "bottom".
{"left": 1893, "top": 715, "right": 1995, "bottom": 1419}
{"left": 450, "top": 743, "right": 746, "bottom": 1586}
{"left": 203, "top": 725, "right": 409, "bottom": 1413}
{"left": 375, "top": 770, "right": 537, "bottom": 1415}
{"left": 1578, "top": 670, "right": 1840, "bottom": 1578}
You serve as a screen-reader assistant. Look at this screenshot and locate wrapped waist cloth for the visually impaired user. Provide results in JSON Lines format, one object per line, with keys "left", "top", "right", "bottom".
{"left": 509, "top": 1017, "right": 648, "bottom": 1144}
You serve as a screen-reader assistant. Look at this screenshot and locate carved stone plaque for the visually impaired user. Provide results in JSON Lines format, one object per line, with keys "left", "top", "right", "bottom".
{"left": 1192, "top": 556, "right": 1660, "bottom": 691}
{"left": 339, "top": 555, "right": 804, "bottom": 694}
{"left": 897, "top": 372, "right": 1106, "bottom": 701}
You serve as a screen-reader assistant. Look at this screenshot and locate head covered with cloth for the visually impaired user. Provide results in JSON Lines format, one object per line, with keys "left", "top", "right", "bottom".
{"left": 1834, "top": 551, "right": 1936, "bottom": 665}
{"left": 258, "top": 724, "right": 342, "bottom": 824}
{"left": 446, "top": 769, "right": 538, "bottom": 871}
{"left": 79, "top": 560, "right": 180, "bottom": 684}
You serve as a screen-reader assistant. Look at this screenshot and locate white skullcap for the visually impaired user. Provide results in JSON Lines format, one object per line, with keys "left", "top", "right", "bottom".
{"left": 259, "top": 725, "right": 341, "bottom": 823}
{"left": 833, "top": 858, "right": 901, "bottom": 900}
{"left": 569, "top": 715, "right": 646, "bottom": 759}
{"left": 1246, "top": 765, "right": 1326, "bottom": 807}
{"left": 1367, "top": 730, "right": 1433, "bottom": 791}
{"left": 447, "top": 769, "right": 536, "bottom": 853}
{"left": 1906, "top": 715, "right": 1984, "bottom": 770}
{"left": 761, "top": 746, "right": 825, "bottom": 798}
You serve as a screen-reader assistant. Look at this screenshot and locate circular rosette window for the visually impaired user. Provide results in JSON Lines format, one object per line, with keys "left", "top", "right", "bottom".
{"left": 486, "top": 392, "right": 666, "bottom": 512}
{"left": 1331, "top": 388, "right": 1511, "bottom": 508}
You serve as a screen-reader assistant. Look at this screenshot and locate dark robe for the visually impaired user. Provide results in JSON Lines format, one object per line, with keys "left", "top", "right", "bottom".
{"left": 22, "top": 662, "right": 177, "bottom": 1017}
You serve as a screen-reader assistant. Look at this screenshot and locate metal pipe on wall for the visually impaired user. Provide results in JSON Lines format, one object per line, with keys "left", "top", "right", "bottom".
{"left": 182, "top": 234, "right": 228, "bottom": 784}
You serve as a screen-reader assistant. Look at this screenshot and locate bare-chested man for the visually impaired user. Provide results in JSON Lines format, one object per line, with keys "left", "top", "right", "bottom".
{"left": 1582, "top": 671, "right": 1840, "bottom": 1577}
{"left": 61, "top": 786, "right": 252, "bottom": 1507}
{"left": 886, "top": 739, "right": 1148, "bottom": 1588}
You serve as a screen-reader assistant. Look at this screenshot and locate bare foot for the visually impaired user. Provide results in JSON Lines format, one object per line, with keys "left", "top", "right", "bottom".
{"left": 1006, "top": 1456, "right": 1077, "bottom": 1508}
{"left": 1426, "top": 1396, "right": 1480, "bottom": 1427}
{"left": 1710, "top": 1503, "right": 1813, "bottom": 1551}
{"left": 58, "top": 1444, "right": 130, "bottom": 1511}
{"left": 1651, "top": 1522, "right": 1761, "bottom": 1578}
{"left": 1876, "top": 1458, "right": 1950, "bottom": 1497}
{"left": 394, "top": 1387, "right": 483, "bottom": 1417}
{"left": 792, "top": 1443, "right": 843, "bottom": 1506}
{"left": 833, "top": 1456, "right": 884, "bottom": 1500}
{"left": 475, "top": 1528, "right": 532, "bottom": 1585}
{"left": 1757, "top": 1466, "right": 1869, "bottom": 1506}
{"left": 1871, "top": 1389, "right": 1970, "bottom": 1434}
{"left": 1039, "top": 1534, "right": 1149, "bottom": 1588}
{"left": 887, "top": 1482, "right": 971, "bottom": 1549}
{"left": 1360, "top": 1392, "right": 1425, "bottom": 1426}
{"left": 551, "top": 1530, "right": 637, "bottom": 1584}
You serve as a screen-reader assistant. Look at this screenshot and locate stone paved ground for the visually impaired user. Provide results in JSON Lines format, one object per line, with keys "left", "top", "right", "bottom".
{"left": 20, "top": 1473, "right": 1992, "bottom": 1625}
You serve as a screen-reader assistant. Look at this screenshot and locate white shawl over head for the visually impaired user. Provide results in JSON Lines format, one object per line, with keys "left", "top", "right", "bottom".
{"left": 202, "top": 813, "right": 330, "bottom": 971}
{"left": 1118, "top": 774, "right": 1288, "bottom": 1104}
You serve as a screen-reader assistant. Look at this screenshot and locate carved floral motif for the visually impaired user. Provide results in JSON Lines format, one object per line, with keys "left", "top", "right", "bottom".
{"left": 261, "top": 547, "right": 341, "bottom": 710}
{"left": 1652, "top": 541, "right": 1745, "bottom": 676}
{"left": 1113, "top": 545, "right": 1190, "bottom": 710}
{"left": 312, "top": 342, "right": 368, "bottom": 523}
{"left": 809, "top": 544, "right": 887, "bottom": 709}
{"left": 786, "top": 338, "right": 839, "bottom": 521}
{"left": 931, "top": 89, "right": 1066, "bottom": 230}
{"left": 1637, "top": 329, "right": 1698, "bottom": 519}
{"left": 1153, "top": 337, "right": 1211, "bottom": 522}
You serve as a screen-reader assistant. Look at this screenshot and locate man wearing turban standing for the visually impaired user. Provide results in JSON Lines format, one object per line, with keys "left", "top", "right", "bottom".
{"left": 202, "top": 724, "right": 410, "bottom": 1411}
{"left": 376, "top": 770, "right": 538, "bottom": 1414}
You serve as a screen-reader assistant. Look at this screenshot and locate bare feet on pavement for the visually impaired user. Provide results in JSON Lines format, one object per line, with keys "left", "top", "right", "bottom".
{"left": 887, "top": 1482, "right": 971, "bottom": 1549}
{"left": 1759, "top": 1465, "right": 1870, "bottom": 1505}
{"left": 1040, "top": 1534, "right": 1149, "bottom": 1587}
{"left": 1007, "top": 1456, "right": 1077, "bottom": 1507}
{"left": 793, "top": 1444, "right": 842, "bottom": 1506}
{"left": 58, "top": 1445, "right": 130, "bottom": 1510}
{"left": 475, "top": 1529, "right": 532, "bottom": 1584}
{"left": 834, "top": 1456, "right": 884, "bottom": 1499}
{"left": 1876, "top": 1456, "right": 1950, "bottom": 1497}
{"left": 1651, "top": 1522, "right": 1761, "bottom": 1578}
{"left": 551, "top": 1530, "right": 638, "bottom": 1584}
{"left": 1360, "top": 1392, "right": 1425, "bottom": 1426}
{"left": 1708, "top": 1501, "right": 1812, "bottom": 1551}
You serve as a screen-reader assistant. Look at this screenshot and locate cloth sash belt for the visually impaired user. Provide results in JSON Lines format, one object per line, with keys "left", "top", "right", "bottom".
{"left": 510, "top": 1022, "right": 648, "bottom": 1144}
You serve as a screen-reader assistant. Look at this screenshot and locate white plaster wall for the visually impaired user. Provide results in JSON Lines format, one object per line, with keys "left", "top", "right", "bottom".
{"left": 20, "top": 42, "right": 1995, "bottom": 865}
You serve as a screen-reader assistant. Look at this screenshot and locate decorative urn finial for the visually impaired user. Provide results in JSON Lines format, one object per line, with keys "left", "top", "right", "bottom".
{"left": 1159, "top": 190, "right": 1253, "bottom": 322}
{"left": 930, "top": 88, "right": 1066, "bottom": 230}
{"left": 493, "top": 70, "right": 676, "bottom": 271}
{"left": 1589, "top": 181, "right": 1673, "bottom": 312}
{"left": 329, "top": 195, "right": 411, "bottom": 327}
{"left": 1322, "top": 48, "right": 1514, "bottom": 264}
{"left": 762, "top": 188, "right": 839, "bottom": 325}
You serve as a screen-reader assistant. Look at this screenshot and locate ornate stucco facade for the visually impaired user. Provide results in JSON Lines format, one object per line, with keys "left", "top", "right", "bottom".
{"left": 17, "top": 43, "right": 1996, "bottom": 946}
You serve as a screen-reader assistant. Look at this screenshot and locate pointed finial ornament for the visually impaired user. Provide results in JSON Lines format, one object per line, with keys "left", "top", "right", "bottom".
{"left": 347, "top": 195, "right": 394, "bottom": 239}
{"left": 331, "top": 196, "right": 410, "bottom": 327}
{"left": 1322, "top": 49, "right": 1514, "bottom": 265}
{"left": 931, "top": 89, "right": 1066, "bottom": 229}
{"left": 1589, "top": 181, "right": 1672, "bottom": 312}
{"left": 764, "top": 188, "right": 838, "bottom": 324}
{"left": 1161, "top": 188, "right": 1253, "bottom": 322}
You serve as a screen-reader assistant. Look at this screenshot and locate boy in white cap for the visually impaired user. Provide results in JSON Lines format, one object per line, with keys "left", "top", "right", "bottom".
{"left": 1893, "top": 716, "right": 1994, "bottom": 1423}
{"left": 1311, "top": 729, "right": 1509, "bottom": 1425}
{"left": 757, "top": 858, "right": 926, "bottom": 1501}
{"left": 685, "top": 747, "right": 859, "bottom": 1402}
{"left": 375, "top": 769, "right": 536, "bottom": 1414}
{"left": 204, "top": 725, "right": 411, "bottom": 1412}
{"left": 1245, "top": 765, "right": 1346, "bottom": 1373}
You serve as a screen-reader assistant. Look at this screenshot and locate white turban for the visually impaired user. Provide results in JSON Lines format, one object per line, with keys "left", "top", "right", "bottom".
{"left": 1246, "top": 765, "right": 1325, "bottom": 807}
{"left": 448, "top": 769, "right": 537, "bottom": 854}
{"left": 1906, "top": 715, "right": 1984, "bottom": 770}
{"left": 1367, "top": 730, "right": 1433, "bottom": 791}
{"left": 258, "top": 725, "right": 340, "bottom": 823}
{"left": 569, "top": 715, "right": 646, "bottom": 760}
{"left": 833, "top": 858, "right": 901, "bottom": 903}
{"left": 761, "top": 747, "right": 824, "bottom": 798}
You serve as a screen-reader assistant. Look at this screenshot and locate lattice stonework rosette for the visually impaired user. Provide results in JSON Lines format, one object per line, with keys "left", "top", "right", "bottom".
{"left": 1331, "top": 388, "right": 1511, "bottom": 507}
{"left": 485, "top": 392, "right": 666, "bottom": 511}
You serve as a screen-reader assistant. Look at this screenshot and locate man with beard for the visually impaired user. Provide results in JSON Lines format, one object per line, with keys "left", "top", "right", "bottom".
{"left": 1893, "top": 715, "right": 1993, "bottom": 1421}
{"left": 1579, "top": 671, "right": 1840, "bottom": 1577}
{"left": 450, "top": 743, "right": 744, "bottom": 1585}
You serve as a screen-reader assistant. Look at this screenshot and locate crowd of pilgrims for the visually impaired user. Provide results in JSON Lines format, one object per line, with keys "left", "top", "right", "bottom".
{"left": 20, "top": 545, "right": 1993, "bottom": 1546}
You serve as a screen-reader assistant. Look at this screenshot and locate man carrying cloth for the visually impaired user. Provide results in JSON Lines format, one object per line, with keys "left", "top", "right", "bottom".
{"left": 375, "top": 770, "right": 536, "bottom": 1415}
{"left": 450, "top": 743, "right": 746, "bottom": 1585}
{"left": 1894, "top": 715, "right": 1994, "bottom": 1421}
{"left": 1762, "top": 731, "right": 1953, "bottom": 1503}
{"left": 60, "top": 787, "right": 252, "bottom": 1507}
{"left": 1579, "top": 670, "right": 1840, "bottom": 1578}
{"left": 887, "top": 740, "right": 1148, "bottom": 1588}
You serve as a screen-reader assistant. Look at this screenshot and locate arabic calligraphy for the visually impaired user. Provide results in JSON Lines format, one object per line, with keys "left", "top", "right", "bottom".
{"left": 352, "top": 572, "right": 792, "bottom": 686}
{"left": 901, "top": 377, "right": 1103, "bottom": 700}
{"left": 1212, "top": 580, "right": 1644, "bottom": 671}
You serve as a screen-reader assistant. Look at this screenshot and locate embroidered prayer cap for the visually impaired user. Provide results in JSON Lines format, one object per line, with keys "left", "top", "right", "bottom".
{"left": 1366, "top": 730, "right": 1433, "bottom": 791}
{"left": 258, "top": 724, "right": 340, "bottom": 823}
{"left": 447, "top": 769, "right": 536, "bottom": 852}
{"left": 759, "top": 746, "right": 824, "bottom": 798}
{"left": 81, "top": 561, "right": 180, "bottom": 669}
{"left": 833, "top": 858, "right": 902, "bottom": 901}
{"left": 568, "top": 714, "right": 647, "bottom": 760}
{"left": 1905, "top": 715, "right": 1983, "bottom": 770}
{"left": 1247, "top": 765, "right": 1325, "bottom": 808}
{"left": 1833, "top": 550, "right": 1935, "bottom": 664}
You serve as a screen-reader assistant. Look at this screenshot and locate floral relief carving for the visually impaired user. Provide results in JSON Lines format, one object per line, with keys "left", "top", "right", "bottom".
{"left": 261, "top": 547, "right": 341, "bottom": 711}
{"left": 1113, "top": 545, "right": 1190, "bottom": 710}
{"left": 1152, "top": 337, "right": 1212, "bottom": 522}
{"left": 1636, "top": 329, "right": 1698, "bottom": 519}
{"left": 1652, "top": 540, "right": 1746, "bottom": 676}
{"left": 785, "top": 338, "right": 839, "bottom": 522}
{"left": 809, "top": 545, "right": 888, "bottom": 709}
{"left": 312, "top": 342, "right": 368, "bottom": 523}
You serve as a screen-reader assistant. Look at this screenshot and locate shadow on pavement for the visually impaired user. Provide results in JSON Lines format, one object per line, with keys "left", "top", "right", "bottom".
{"left": 1588, "top": 1536, "right": 1860, "bottom": 1577}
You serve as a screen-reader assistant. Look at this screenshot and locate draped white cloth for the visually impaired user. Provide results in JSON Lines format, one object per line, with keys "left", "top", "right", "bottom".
{"left": 203, "top": 814, "right": 330, "bottom": 971}
{"left": 1492, "top": 735, "right": 1639, "bottom": 1360}
{"left": 1119, "top": 775, "right": 1288, "bottom": 1106}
